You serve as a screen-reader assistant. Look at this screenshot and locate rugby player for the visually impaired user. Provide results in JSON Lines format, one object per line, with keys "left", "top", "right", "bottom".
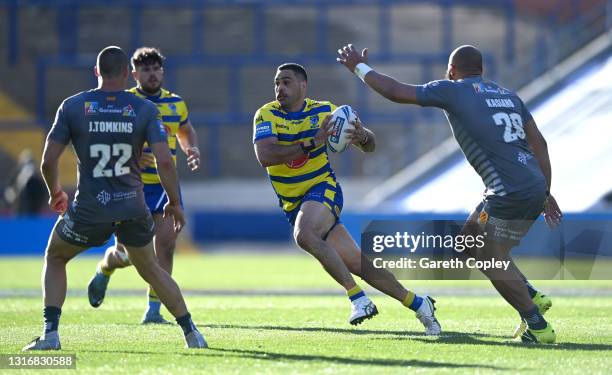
{"left": 23, "top": 46, "right": 206, "bottom": 350}
{"left": 87, "top": 47, "right": 201, "bottom": 324}
{"left": 253, "top": 63, "right": 440, "bottom": 334}
{"left": 338, "top": 44, "right": 562, "bottom": 343}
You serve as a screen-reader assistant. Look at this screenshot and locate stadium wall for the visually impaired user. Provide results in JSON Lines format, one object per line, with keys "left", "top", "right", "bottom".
{"left": 2, "top": 213, "right": 610, "bottom": 257}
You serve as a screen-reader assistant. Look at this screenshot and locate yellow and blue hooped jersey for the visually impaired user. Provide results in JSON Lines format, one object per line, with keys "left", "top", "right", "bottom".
{"left": 128, "top": 87, "right": 189, "bottom": 184}
{"left": 253, "top": 98, "right": 338, "bottom": 213}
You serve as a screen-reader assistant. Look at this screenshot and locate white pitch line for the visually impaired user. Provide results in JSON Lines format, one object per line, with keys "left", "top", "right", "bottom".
{"left": 1, "top": 287, "right": 612, "bottom": 298}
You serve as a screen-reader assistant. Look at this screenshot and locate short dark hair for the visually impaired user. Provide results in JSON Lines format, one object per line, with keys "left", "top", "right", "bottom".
{"left": 131, "top": 47, "right": 165, "bottom": 70}
{"left": 277, "top": 63, "right": 307, "bottom": 81}
{"left": 450, "top": 45, "right": 483, "bottom": 74}
{"left": 97, "top": 46, "right": 128, "bottom": 78}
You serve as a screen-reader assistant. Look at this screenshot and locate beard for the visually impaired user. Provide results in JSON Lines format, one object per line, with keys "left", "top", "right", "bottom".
{"left": 140, "top": 81, "right": 162, "bottom": 95}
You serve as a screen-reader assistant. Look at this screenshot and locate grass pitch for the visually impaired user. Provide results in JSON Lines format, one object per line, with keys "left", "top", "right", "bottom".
{"left": 1, "top": 253, "right": 611, "bottom": 374}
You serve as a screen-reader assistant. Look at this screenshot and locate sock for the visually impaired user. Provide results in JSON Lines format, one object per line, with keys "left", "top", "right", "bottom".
{"left": 43, "top": 306, "right": 61, "bottom": 335}
{"left": 525, "top": 281, "right": 538, "bottom": 299}
{"left": 520, "top": 305, "right": 547, "bottom": 330}
{"left": 402, "top": 292, "right": 424, "bottom": 311}
{"left": 147, "top": 288, "right": 161, "bottom": 314}
{"left": 347, "top": 285, "right": 366, "bottom": 302}
{"left": 97, "top": 263, "right": 114, "bottom": 277}
{"left": 176, "top": 313, "right": 197, "bottom": 335}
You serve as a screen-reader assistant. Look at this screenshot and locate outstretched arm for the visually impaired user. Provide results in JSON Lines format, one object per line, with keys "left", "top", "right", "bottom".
{"left": 337, "top": 44, "right": 418, "bottom": 104}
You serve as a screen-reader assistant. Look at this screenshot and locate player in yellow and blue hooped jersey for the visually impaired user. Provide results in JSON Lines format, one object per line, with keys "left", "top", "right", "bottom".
{"left": 87, "top": 47, "right": 201, "bottom": 325}
{"left": 253, "top": 63, "right": 441, "bottom": 333}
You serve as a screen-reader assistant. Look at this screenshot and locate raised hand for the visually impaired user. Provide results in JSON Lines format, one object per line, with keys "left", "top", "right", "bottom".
{"left": 337, "top": 44, "right": 369, "bottom": 72}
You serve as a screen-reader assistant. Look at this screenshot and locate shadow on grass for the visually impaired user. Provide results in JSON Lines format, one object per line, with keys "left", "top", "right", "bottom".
{"left": 80, "top": 348, "right": 507, "bottom": 371}
{"left": 407, "top": 333, "right": 612, "bottom": 351}
{"left": 203, "top": 323, "right": 507, "bottom": 339}
{"left": 203, "top": 323, "right": 612, "bottom": 351}
{"left": 206, "top": 347, "right": 508, "bottom": 370}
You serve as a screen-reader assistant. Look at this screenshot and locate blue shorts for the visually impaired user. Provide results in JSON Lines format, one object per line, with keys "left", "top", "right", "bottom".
{"left": 143, "top": 183, "right": 183, "bottom": 214}
{"left": 284, "top": 180, "right": 344, "bottom": 227}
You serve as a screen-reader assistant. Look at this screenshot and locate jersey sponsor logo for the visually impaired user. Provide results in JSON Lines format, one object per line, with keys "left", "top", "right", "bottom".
{"left": 89, "top": 121, "right": 133, "bottom": 133}
{"left": 85, "top": 101, "right": 99, "bottom": 115}
{"left": 276, "top": 123, "right": 289, "bottom": 130}
{"left": 485, "top": 98, "right": 515, "bottom": 108}
{"left": 113, "top": 191, "right": 138, "bottom": 202}
{"left": 473, "top": 83, "right": 512, "bottom": 96}
{"left": 122, "top": 104, "right": 136, "bottom": 117}
{"left": 254, "top": 121, "right": 273, "bottom": 140}
{"left": 286, "top": 153, "right": 309, "bottom": 169}
{"left": 517, "top": 151, "right": 533, "bottom": 165}
{"left": 97, "top": 190, "right": 111, "bottom": 206}
{"left": 168, "top": 103, "right": 178, "bottom": 115}
{"left": 309, "top": 115, "right": 319, "bottom": 128}
{"left": 157, "top": 119, "right": 168, "bottom": 137}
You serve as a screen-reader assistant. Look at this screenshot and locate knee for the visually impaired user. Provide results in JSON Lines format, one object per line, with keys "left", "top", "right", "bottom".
{"left": 45, "top": 245, "right": 70, "bottom": 264}
{"left": 293, "top": 227, "right": 319, "bottom": 253}
{"left": 155, "top": 239, "right": 176, "bottom": 262}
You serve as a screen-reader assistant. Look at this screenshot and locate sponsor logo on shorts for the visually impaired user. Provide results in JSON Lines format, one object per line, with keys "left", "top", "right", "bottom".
{"left": 478, "top": 210, "right": 489, "bottom": 225}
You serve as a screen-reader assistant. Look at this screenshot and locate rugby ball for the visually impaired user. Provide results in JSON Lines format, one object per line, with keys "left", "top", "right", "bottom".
{"left": 327, "top": 105, "right": 357, "bottom": 153}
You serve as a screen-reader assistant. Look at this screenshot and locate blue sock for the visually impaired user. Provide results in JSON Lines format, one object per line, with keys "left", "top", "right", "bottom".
{"left": 147, "top": 300, "right": 161, "bottom": 314}
{"left": 176, "top": 313, "right": 197, "bottom": 335}
{"left": 520, "top": 306, "right": 547, "bottom": 330}
{"left": 408, "top": 295, "right": 424, "bottom": 311}
{"left": 43, "top": 306, "right": 61, "bottom": 334}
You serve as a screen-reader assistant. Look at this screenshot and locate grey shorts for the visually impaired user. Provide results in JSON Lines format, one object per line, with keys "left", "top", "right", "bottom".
{"left": 475, "top": 183, "right": 547, "bottom": 246}
{"left": 55, "top": 211, "right": 155, "bottom": 248}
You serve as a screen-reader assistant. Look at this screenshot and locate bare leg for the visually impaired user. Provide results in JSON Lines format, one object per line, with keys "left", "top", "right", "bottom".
{"left": 326, "top": 224, "right": 408, "bottom": 302}
{"left": 293, "top": 201, "right": 357, "bottom": 290}
{"left": 461, "top": 208, "right": 537, "bottom": 311}
{"left": 123, "top": 241, "right": 187, "bottom": 318}
{"left": 43, "top": 231, "right": 88, "bottom": 308}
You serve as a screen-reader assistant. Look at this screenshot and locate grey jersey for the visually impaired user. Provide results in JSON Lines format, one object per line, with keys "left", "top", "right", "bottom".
{"left": 48, "top": 89, "right": 167, "bottom": 223}
{"left": 416, "top": 76, "right": 546, "bottom": 197}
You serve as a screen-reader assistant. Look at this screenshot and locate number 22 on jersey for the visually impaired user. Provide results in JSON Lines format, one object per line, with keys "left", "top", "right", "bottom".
{"left": 90, "top": 143, "right": 132, "bottom": 178}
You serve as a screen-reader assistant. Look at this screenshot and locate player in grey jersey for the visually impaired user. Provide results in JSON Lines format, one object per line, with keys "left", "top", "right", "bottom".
{"left": 338, "top": 44, "right": 562, "bottom": 344}
{"left": 23, "top": 46, "right": 206, "bottom": 351}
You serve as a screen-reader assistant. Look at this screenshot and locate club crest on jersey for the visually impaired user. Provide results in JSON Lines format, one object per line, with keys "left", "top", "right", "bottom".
{"left": 309, "top": 115, "right": 319, "bottom": 128}
{"left": 168, "top": 103, "right": 178, "bottom": 115}
{"left": 84, "top": 101, "right": 98, "bottom": 115}
{"left": 286, "top": 153, "right": 309, "bottom": 169}
{"left": 97, "top": 190, "right": 111, "bottom": 206}
{"left": 122, "top": 104, "right": 136, "bottom": 117}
